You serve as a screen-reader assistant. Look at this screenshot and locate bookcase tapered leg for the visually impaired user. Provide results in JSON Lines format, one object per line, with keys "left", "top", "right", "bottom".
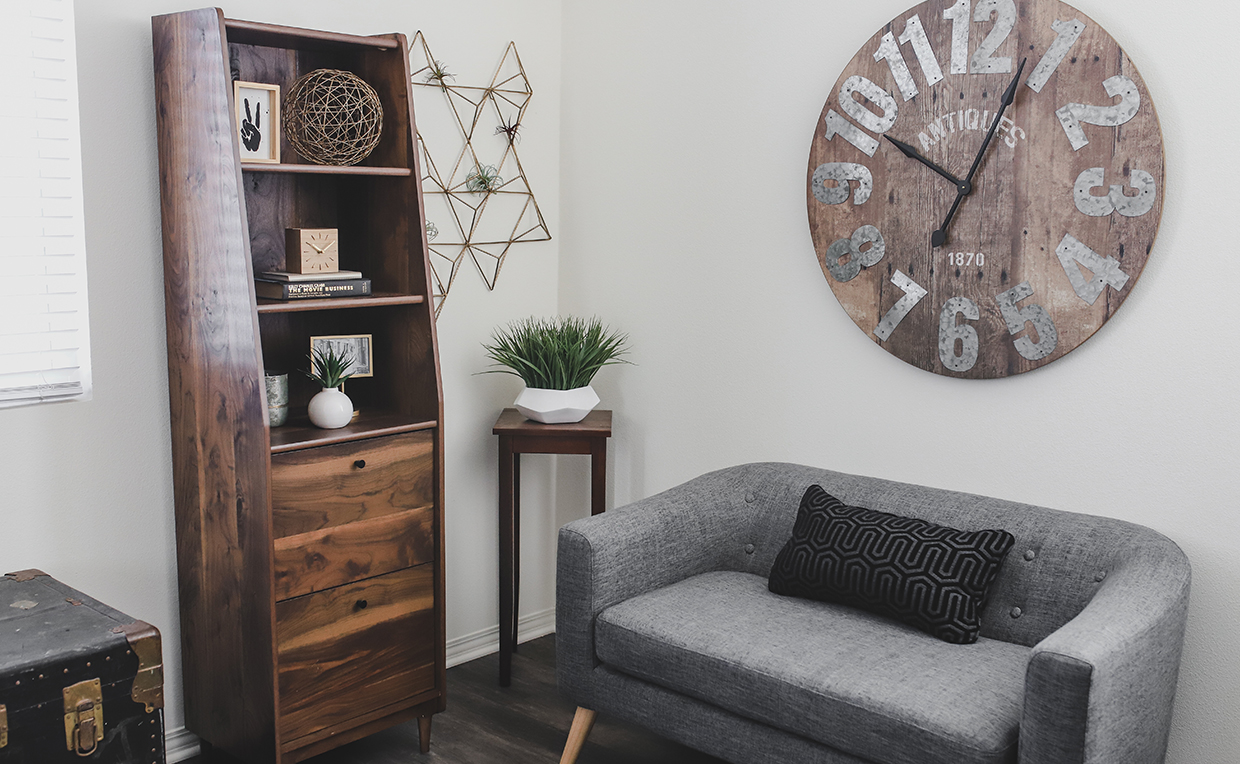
{"left": 418, "top": 715, "right": 432, "bottom": 754}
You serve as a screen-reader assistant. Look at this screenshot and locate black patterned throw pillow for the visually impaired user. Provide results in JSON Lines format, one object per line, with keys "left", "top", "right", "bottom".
{"left": 768, "top": 485, "right": 1015, "bottom": 644}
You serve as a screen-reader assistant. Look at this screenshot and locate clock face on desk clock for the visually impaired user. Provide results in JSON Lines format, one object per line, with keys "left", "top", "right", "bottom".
{"left": 807, "top": 0, "right": 1163, "bottom": 378}
{"left": 286, "top": 227, "right": 340, "bottom": 274}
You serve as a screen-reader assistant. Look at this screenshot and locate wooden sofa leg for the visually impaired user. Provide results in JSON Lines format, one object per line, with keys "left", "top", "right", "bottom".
{"left": 559, "top": 707, "right": 598, "bottom": 764}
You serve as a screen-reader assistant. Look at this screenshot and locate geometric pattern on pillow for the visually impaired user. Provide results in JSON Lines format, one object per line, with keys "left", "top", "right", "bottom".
{"left": 768, "top": 484, "right": 1016, "bottom": 644}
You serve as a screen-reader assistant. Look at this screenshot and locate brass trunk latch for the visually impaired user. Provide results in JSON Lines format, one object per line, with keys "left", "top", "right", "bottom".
{"left": 63, "top": 679, "right": 103, "bottom": 756}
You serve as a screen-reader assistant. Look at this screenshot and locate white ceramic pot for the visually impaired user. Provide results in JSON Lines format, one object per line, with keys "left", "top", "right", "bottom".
{"left": 514, "top": 385, "right": 600, "bottom": 424}
{"left": 308, "top": 387, "right": 353, "bottom": 429}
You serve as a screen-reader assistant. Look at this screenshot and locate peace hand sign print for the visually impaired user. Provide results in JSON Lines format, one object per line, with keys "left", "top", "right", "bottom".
{"left": 241, "top": 97, "right": 262, "bottom": 152}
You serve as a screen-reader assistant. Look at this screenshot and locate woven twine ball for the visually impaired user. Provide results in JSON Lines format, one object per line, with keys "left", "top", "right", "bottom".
{"left": 283, "top": 69, "right": 384, "bottom": 166}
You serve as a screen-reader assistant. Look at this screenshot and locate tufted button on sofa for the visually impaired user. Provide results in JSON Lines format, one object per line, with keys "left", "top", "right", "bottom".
{"left": 555, "top": 462, "right": 1191, "bottom": 764}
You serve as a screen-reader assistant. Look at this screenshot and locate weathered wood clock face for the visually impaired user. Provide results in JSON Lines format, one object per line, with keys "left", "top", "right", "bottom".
{"left": 807, "top": 0, "right": 1163, "bottom": 378}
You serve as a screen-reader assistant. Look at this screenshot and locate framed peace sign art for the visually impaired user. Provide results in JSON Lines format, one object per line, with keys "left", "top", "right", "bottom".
{"left": 235, "top": 80, "right": 280, "bottom": 164}
{"left": 807, "top": 0, "right": 1163, "bottom": 378}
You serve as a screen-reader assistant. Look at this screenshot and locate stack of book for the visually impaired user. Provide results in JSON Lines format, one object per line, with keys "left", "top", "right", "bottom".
{"left": 254, "top": 270, "right": 371, "bottom": 300}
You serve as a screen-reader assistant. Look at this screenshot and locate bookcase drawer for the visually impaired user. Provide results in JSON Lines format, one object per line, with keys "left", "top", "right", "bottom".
{"left": 271, "top": 430, "right": 435, "bottom": 538}
{"left": 276, "top": 564, "right": 436, "bottom": 745}
{"left": 271, "top": 430, "right": 435, "bottom": 600}
{"left": 273, "top": 503, "right": 433, "bottom": 601}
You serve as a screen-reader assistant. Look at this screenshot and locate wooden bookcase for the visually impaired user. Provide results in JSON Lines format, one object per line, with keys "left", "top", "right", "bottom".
{"left": 151, "top": 9, "right": 445, "bottom": 763}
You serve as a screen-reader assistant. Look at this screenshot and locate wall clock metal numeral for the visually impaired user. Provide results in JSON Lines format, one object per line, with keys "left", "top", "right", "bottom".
{"left": 1026, "top": 18, "right": 1086, "bottom": 93}
{"left": 807, "top": 0, "right": 1163, "bottom": 378}
{"left": 996, "top": 282, "right": 1058, "bottom": 361}
{"left": 939, "top": 297, "right": 981, "bottom": 372}
{"left": 1055, "top": 234, "right": 1130, "bottom": 305}
{"left": 943, "top": 0, "right": 972, "bottom": 75}
{"left": 943, "top": 0, "right": 1016, "bottom": 75}
{"left": 874, "top": 270, "right": 927, "bottom": 341}
{"left": 824, "top": 225, "right": 886, "bottom": 282}
{"left": 1073, "top": 167, "right": 1157, "bottom": 218}
{"left": 823, "top": 110, "right": 880, "bottom": 156}
{"left": 1056, "top": 75, "right": 1141, "bottom": 151}
{"left": 839, "top": 76, "right": 899, "bottom": 135}
{"left": 875, "top": 32, "right": 919, "bottom": 101}
{"left": 970, "top": 0, "right": 1016, "bottom": 74}
{"left": 896, "top": 15, "right": 944, "bottom": 87}
{"left": 812, "top": 163, "right": 873, "bottom": 205}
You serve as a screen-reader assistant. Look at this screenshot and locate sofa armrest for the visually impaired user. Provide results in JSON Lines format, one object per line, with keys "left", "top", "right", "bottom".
{"left": 1020, "top": 538, "right": 1191, "bottom": 764}
{"left": 556, "top": 472, "right": 755, "bottom": 707}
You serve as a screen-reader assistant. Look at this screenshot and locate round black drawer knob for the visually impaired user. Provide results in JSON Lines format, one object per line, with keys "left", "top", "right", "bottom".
{"left": 353, "top": 459, "right": 366, "bottom": 469}
{"left": 356, "top": 599, "right": 368, "bottom": 610}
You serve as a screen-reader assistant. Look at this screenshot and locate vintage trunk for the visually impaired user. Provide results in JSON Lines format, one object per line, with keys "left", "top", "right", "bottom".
{"left": 0, "top": 570, "right": 165, "bottom": 764}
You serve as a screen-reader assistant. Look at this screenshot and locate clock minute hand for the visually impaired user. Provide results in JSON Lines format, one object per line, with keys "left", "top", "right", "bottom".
{"left": 932, "top": 58, "right": 1027, "bottom": 248}
{"left": 963, "top": 57, "right": 1027, "bottom": 185}
{"left": 884, "top": 136, "right": 966, "bottom": 191}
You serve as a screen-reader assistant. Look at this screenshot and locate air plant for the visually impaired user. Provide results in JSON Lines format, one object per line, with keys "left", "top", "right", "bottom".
{"left": 424, "top": 60, "right": 455, "bottom": 87}
{"left": 494, "top": 114, "right": 521, "bottom": 144}
{"left": 465, "top": 164, "right": 503, "bottom": 194}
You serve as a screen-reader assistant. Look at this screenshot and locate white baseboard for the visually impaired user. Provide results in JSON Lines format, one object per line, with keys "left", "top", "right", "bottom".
{"left": 166, "top": 726, "right": 200, "bottom": 762}
{"left": 163, "top": 608, "right": 556, "bottom": 761}
{"left": 447, "top": 606, "right": 556, "bottom": 667}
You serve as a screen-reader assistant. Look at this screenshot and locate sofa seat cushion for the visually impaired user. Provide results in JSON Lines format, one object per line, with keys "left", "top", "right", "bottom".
{"left": 594, "top": 571, "right": 1029, "bottom": 764}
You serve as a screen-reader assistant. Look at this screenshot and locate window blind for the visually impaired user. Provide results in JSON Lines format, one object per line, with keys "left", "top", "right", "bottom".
{"left": 0, "top": 0, "right": 92, "bottom": 408}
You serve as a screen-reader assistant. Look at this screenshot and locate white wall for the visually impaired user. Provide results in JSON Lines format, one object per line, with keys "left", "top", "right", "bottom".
{"left": 0, "top": 0, "right": 563, "bottom": 757}
{"left": 558, "top": 2, "right": 1239, "bottom": 764}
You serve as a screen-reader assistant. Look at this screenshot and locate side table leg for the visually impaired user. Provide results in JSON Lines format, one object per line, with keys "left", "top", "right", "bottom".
{"left": 590, "top": 438, "right": 607, "bottom": 516}
{"left": 498, "top": 435, "right": 515, "bottom": 686}
{"left": 513, "top": 452, "right": 521, "bottom": 654}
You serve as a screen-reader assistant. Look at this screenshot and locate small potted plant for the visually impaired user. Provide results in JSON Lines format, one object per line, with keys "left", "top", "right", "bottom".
{"left": 481, "top": 316, "right": 631, "bottom": 423}
{"left": 305, "top": 345, "right": 355, "bottom": 429}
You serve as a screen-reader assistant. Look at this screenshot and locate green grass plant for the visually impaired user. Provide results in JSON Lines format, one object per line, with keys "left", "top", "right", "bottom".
{"left": 481, "top": 316, "right": 631, "bottom": 390}
{"left": 305, "top": 346, "right": 356, "bottom": 389}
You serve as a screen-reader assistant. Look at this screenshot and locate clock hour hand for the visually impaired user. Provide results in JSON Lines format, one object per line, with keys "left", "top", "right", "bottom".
{"left": 884, "top": 135, "right": 967, "bottom": 192}
{"left": 932, "top": 58, "right": 1027, "bottom": 248}
{"left": 931, "top": 194, "right": 965, "bottom": 248}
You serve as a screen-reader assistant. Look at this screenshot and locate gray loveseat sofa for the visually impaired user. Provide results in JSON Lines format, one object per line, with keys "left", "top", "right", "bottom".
{"left": 555, "top": 462, "right": 1190, "bottom": 764}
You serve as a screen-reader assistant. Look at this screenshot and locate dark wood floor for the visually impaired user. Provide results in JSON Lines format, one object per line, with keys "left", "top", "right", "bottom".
{"left": 190, "top": 634, "right": 725, "bottom": 763}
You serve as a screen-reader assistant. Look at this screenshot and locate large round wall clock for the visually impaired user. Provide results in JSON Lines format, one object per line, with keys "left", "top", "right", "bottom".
{"left": 807, "top": 0, "right": 1163, "bottom": 378}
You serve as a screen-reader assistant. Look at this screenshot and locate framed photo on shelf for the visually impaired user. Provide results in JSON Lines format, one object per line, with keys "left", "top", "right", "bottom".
{"left": 310, "top": 334, "right": 373, "bottom": 378}
{"left": 234, "top": 81, "right": 280, "bottom": 163}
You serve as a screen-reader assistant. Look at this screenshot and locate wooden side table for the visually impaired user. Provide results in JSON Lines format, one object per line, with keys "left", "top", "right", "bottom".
{"left": 493, "top": 408, "right": 612, "bottom": 686}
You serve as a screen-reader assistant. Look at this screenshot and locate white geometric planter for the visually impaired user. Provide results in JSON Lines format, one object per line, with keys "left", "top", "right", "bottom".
{"left": 514, "top": 385, "right": 600, "bottom": 424}
{"left": 308, "top": 387, "right": 354, "bottom": 429}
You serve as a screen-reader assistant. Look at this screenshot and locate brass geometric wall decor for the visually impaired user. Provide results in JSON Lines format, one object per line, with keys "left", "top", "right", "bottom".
{"left": 411, "top": 32, "right": 552, "bottom": 315}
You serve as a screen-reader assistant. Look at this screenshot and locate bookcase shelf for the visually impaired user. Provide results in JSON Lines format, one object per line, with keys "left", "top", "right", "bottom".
{"left": 269, "top": 414, "right": 438, "bottom": 453}
{"left": 255, "top": 293, "right": 425, "bottom": 313}
{"left": 223, "top": 17, "right": 401, "bottom": 51}
{"left": 152, "top": 8, "right": 445, "bottom": 763}
{"left": 241, "top": 163, "right": 412, "bottom": 176}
